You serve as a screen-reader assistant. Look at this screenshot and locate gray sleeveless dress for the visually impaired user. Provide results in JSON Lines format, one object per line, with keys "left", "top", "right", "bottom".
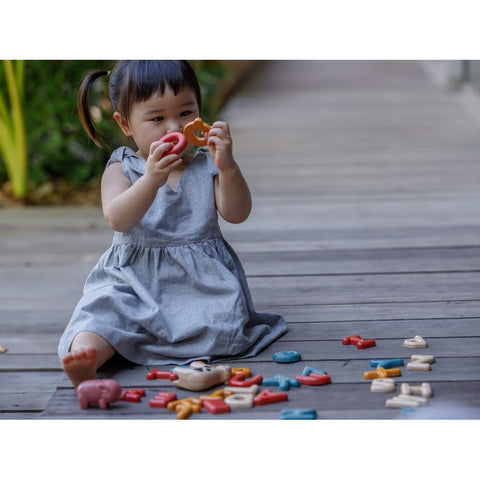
{"left": 58, "top": 146, "right": 287, "bottom": 365}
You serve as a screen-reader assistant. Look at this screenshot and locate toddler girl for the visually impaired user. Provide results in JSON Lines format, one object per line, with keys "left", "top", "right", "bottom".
{"left": 58, "top": 60, "right": 287, "bottom": 387}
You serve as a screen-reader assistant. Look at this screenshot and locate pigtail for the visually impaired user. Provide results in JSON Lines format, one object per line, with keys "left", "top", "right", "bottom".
{"left": 77, "top": 69, "right": 109, "bottom": 148}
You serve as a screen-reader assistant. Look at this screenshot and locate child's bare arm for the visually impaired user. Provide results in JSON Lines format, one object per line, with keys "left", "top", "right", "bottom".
{"left": 101, "top": 164, "right": 157, "bottom": 232}
{"left": 214, "top": 164, "right": 252, "bottom": 224}
{"left": 208, "top": 122, "right": 252, "bottom": 224}
{"left": 102, "top": 141, "right": 182, "bottom": 232}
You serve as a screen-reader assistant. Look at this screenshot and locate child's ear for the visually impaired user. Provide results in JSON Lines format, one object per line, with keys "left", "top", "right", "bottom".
{"left": 113, "top": 112, "right": 131, "bottom": 136}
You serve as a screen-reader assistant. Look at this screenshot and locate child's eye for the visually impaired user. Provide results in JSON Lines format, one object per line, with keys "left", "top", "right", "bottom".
{"left": 180, "top": 110, "right": 193, "bottom": 117}
{"left": 152, "top": 116, "right": 164, "bottom": 122}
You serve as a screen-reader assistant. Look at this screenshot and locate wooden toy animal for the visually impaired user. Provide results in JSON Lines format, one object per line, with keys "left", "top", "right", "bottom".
{"left": 77, "top": 379, "right": 122, "bottom": 409}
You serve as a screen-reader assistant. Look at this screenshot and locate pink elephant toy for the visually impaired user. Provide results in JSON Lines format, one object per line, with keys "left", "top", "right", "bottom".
{"left": 76, "top": 379, "right": 122, "bottom": 409}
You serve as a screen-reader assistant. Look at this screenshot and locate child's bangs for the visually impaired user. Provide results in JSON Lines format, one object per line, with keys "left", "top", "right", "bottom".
{"left": 130, "top": 61, "right": 192, "bottom": 105}
{"left": 113, "top": 60, "right": 202, "bottom": 118}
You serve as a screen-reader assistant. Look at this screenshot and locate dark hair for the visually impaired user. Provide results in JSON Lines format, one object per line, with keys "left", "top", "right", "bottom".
{"left": 78, "top": 60, "right": 202, "bottom": 147}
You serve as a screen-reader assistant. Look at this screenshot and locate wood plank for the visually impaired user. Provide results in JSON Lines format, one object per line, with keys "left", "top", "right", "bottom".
{"left": 223, "top": 358, "right": 480, "bottom": 383}
{"left": 54, "top": 355, "right": 480, "bottom": 389}
{"left": 281, "top": 317, "right": 480, "bottom": 340}
{"left": 1, "top": 302, "right": 477, "bottom": 356}
{"left": 0, "top": 312, "right": 480, "bottom": 352}
{"left": 0, "top": 354, "right": 61, "bottom": 371}
{"left": 0, "top": 206, "right": 105, "bottom": 227}
{"left": 3, "top": 314, "right": 477, "bottom": 368}
{"left": 224, "top": 225, "right": 480, "bottom": 251}
{"left": 248, "top": 272, "right": 480, "bottom": 306}
{"left": 0, "top": 238, "right": 110, "bottom": 266}
{"left": 0, "top": 263, "right": 92, "bottom": 310}
{"left": 264, "top": 301, "right": 480, "bottom": 322}
{"left": 41, "top": 381, "right": 480, "bottom": 420}
{"left": 4, "top": 314, "right": 477, "bottom": 355}
{"left": 238, "top": 246, "right": 480, "bottom": 275}
{"left": 1, "top": 334, "right": 61, "bottom": 354}
{"left": 256, "top": 338, "right": 480, "bottom": 363}
{"left": 3, "top": 268, "right": 478, "bottom": 309}
{"left": 0, "top": 372, "right": 63, "bottom": 392}
{"left": 0, "top": 392, "right": 53, "bottom": 413}
{"left": 0, "top": 372, "right": 63, "bottom": 413}
{"left": 8, "top": 202, "right": 479, "bottom": 257}
{"left": 0, "top": 308, "right": 70, "bottom": 333}
{"left": 0, "top": 412, "right": 43, "bottom": 419}
{"left": 243, "top": 162, "right": 480, "bottom": 193}
{"left": 224, "top": 195, "right": 480, "bottom": 232}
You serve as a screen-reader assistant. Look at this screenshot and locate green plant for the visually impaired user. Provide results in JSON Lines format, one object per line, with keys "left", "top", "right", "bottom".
{"left": 191, "top": 60, "right": 229, "bottom": 123}
{"left": 0, "top": 60, "right": 27, "bottom": 198}
{"left": 24, "top": 60, "right": 120, "bottom": 187}
{"left": 0, "top": 60, "right": 233, "bottom": 204}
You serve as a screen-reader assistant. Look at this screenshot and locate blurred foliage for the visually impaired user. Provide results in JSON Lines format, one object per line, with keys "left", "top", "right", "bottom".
{"left": 0, "top": 60, "right": 27, "bottom": 198}
{"left": 0, "top": 59, "right": 232, "bottom": 205}
{"left": 191, "top": 60, "right": 229, "bottom": 123}
{"left": 24, "top": 60, "right": 119, "bottom": 187}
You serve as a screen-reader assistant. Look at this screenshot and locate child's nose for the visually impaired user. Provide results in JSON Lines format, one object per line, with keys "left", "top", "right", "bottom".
{"left": 166, "top": 120, "right": 183, "bottom": 133}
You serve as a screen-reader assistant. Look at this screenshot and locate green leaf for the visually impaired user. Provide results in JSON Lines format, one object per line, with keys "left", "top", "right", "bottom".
{"left": 0, "top": 60, "right": 27, "bottom": 197}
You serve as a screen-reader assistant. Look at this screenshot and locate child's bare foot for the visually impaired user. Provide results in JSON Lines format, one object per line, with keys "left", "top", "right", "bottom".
{"left": 62, "top": 346, "right": 98, "bottom": 387}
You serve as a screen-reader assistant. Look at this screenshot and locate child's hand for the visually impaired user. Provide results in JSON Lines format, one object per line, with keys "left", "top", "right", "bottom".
{"left": 143, "top": 139, "right": 183, "bottom": 188}
{"left": 206, "top": 121, "right": 235, "bottom": 172}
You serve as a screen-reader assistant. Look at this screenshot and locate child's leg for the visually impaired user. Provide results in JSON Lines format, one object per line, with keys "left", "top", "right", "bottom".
{"left": 62, "top": 331, "right": 115, "bottom": 387}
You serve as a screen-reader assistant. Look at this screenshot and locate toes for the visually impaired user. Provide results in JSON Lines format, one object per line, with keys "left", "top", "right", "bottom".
{"left": 72, "top": 348, "right": 86, "bottom": 361}
{"left": 63, "top": 347, "right": 98, "bottom": 366}
{"left": 62, "top": 352, "right": 75, "bottom": 364}
{"left": 77, "top": 349, "right": 89, "bottom": 360}
{"left": 84, "top": 346, "right": 98, "bottom": 360}
{"left": 62, "top": 348, "right": 85, "bottom": 364}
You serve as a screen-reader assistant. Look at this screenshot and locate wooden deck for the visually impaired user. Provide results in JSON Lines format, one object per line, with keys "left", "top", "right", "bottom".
{"left": 2, "top": 60, "right": 480, "bottom": 420}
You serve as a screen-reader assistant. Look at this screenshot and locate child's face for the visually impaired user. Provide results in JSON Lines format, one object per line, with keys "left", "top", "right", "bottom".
{"left": 114, "top": 86, "right": 200, "bottom": 160}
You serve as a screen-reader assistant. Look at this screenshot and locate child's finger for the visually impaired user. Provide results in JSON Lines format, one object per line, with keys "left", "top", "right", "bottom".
{"left": 159, "top": 158, "right": 183, "bottom": 175}
{"left": 208, "top": 126, "right": 231, "bottom": 141}
{"left": 211, "top": 121, "right": 230, "bottom": 132}
{"left": 149, "top": 139, "right": 164, "bottom": 155}
{"left": 207, "top": 131, "right": 232, "bottom": 150}
{"left": 149, "top": 140, "right": 173, "bottom": 159}
{"left": 157, "top": 153, "right": 182, "bottom": 169}
{"left": 206, "top": 134, "right": 218, "bottom": 149}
